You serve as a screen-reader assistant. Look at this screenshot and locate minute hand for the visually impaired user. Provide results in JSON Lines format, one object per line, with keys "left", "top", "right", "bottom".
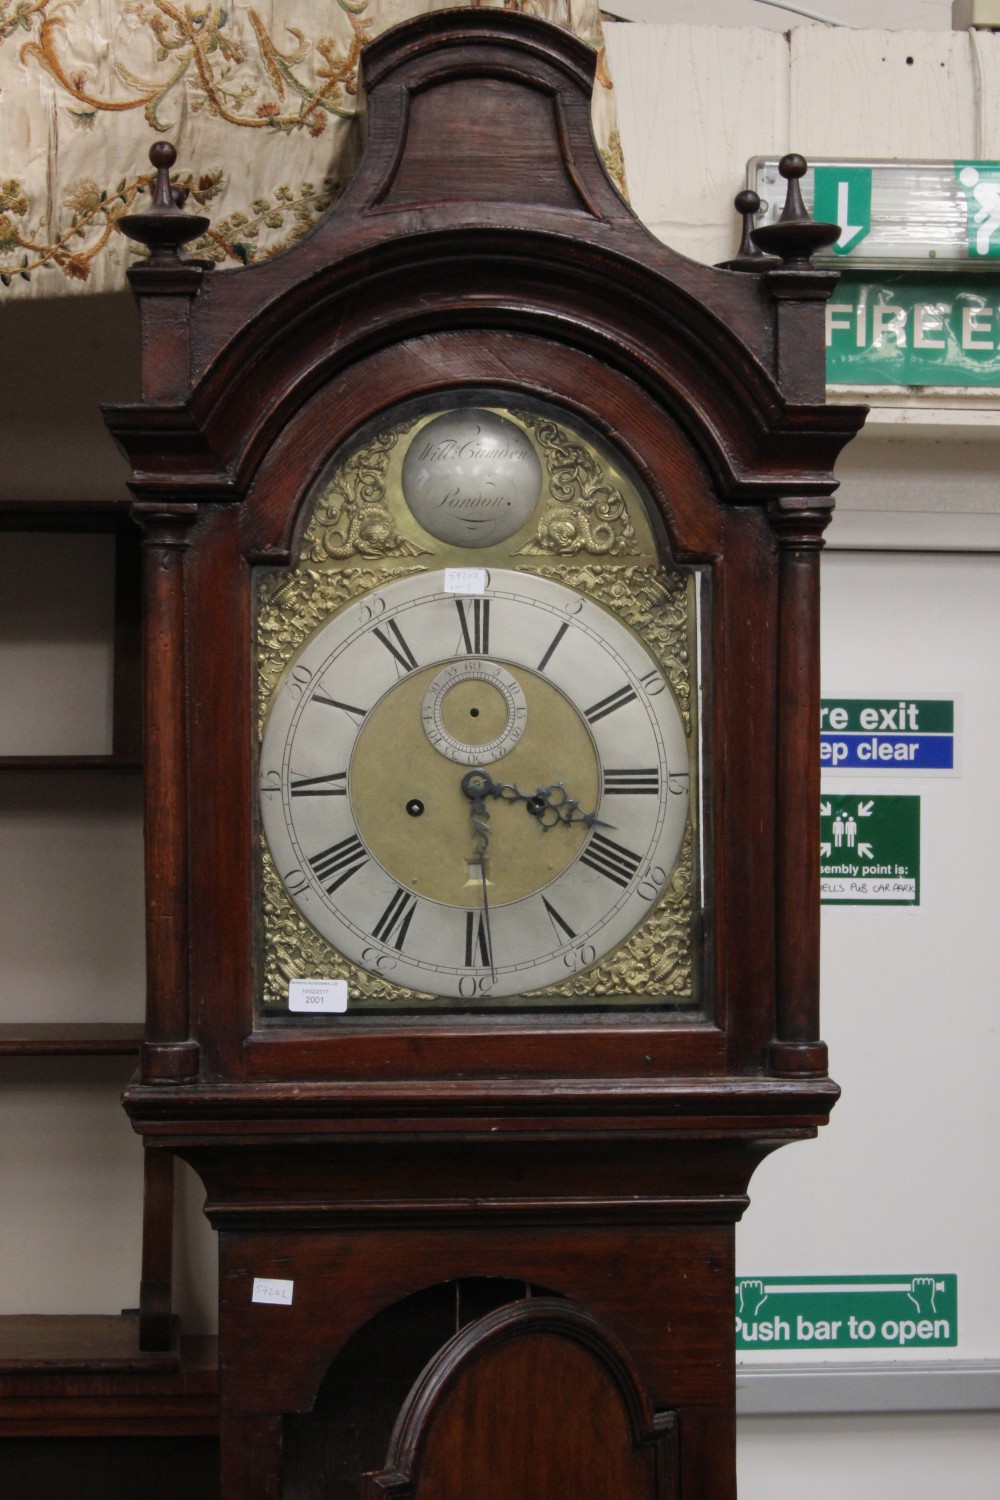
{"left": 460, "top": 768, "right": 497, "bottom": 982}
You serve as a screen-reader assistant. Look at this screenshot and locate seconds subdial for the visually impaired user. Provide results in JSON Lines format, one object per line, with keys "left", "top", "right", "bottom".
{"left": 421, "top": 659, "right": 528, "bottom": 765}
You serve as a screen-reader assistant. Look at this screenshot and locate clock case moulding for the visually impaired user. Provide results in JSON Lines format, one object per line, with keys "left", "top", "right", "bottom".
{"left": 101, "top": 13, "right": 865, "bottom": 1496}
{"left": 103, "top": 7, "right": 865, "bottom": 1104}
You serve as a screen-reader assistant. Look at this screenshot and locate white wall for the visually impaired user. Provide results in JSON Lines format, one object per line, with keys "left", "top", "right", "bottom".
{"left": 605, "top": 20, "right": 1000, "bottom": 264}
{"left": 599, "top": 20, "right": 1000, "bottom": 1494}
{"left": 739, "top": 1413, "right": 1000, "bottom": 1499}
{"left": 608, "top": 2, "right": 954, "bottom": 27}
{"left": 742, "top": 552, "right": 1000, "bottom": 1344}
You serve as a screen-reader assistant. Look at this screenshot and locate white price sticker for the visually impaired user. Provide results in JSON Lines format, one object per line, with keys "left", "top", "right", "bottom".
{"left": 252, "top": 1277, "right": 294, "bottom": 1306}
{"left": 444, "top": 567, "right": 489, "bottom": 595}
{"left": 288, "top": 978, "right": 348, "bottom": 1013}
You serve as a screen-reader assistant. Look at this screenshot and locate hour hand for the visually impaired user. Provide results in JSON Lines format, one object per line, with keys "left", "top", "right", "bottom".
{"left": 494, "top": 778, "right": 611, "bottom": 833}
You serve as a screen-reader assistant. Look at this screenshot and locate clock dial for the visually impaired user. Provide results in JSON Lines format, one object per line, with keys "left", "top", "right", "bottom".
{"left": 259, "top": 569, "right": 689, "bottom": 1001}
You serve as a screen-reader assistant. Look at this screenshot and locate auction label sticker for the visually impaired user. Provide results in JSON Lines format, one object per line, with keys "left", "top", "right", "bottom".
{"left": 820, "top": 793, "right": 920, "bottom": 905}
{"left": 821, "top": 698, "right": 956, "bottom": 774}
{"left": 444, "top": 567, "right": 489, "bottom": 595}
{"left": 736, "top": 1275, "right": 957, "bottom": 1351}
{"left": 288, "top": 978, "right": 348, "bottom": 1013}
{"left": 252, "top": 1278, "right": 294, "bottom": 1307}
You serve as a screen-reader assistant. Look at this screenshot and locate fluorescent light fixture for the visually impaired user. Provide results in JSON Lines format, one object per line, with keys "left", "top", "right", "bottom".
{"left": 749, "top": 158, "right": 1000, "bottom": 267}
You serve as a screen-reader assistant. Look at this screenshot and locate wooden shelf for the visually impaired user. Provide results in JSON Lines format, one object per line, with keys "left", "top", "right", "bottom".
{"left": 0, "top": 1315, "right": 178, "bottom": 1373}
{"left": 0, "top": 756, "right": 142, "bottom": 780}
{"left": 0, "top": 1025, "right": 145, "bottom": 1058}
{"left": 0, "top": 512, "right": 166, "bottom": 1419}
{"left": 0, "top": 756, "right": 142, "bottom": 774}
{"left": 0, "top": 1320, "right": 219, "bottom": 1437}
{"left": 0, "top": 501, "right": 133, "bottom": 531}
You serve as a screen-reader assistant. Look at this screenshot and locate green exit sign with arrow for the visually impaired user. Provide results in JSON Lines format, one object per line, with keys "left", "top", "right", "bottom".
{"left": 814, "top": 166, "right": 873, "bottom": 256}
{"left": 751, "top": 160, "right": 1000, "bottom": 385}
{"left": 750, "top": 157, "right": 1000, "bottom": 265}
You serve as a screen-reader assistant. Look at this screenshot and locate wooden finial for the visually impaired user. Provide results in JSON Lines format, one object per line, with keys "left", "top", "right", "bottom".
{"left": 750, "top": 154, "right": 840, "bottom": 266}
{"left": 118, "top": 143, "right": 210, "bottom": 262}
{"left": 716, "top": 189, "right": 781, "bottom": 273}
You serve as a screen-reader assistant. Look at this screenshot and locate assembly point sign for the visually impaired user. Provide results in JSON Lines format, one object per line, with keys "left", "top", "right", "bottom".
{"left": 736, "top": 1275, "right": 958, "bottom": 1352}
{"left": 820, "top": 794, "right": 920, "bottom": 905}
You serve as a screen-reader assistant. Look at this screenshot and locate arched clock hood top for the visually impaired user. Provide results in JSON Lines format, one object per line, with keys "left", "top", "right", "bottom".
{"left": 104, "top": 7, "right": 865, "bottom": 512}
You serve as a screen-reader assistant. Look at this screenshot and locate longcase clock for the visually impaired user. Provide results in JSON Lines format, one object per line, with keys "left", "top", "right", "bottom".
{"left": 105, "top": 11, "right": 865, "bottom": 1498}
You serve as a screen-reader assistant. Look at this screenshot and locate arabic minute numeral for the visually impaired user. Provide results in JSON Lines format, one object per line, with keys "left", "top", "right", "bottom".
{"left": 358, "top": 595, "right": 387, "bottom": 624}
{"left": 360, "top": 946, "right": 398, "bottom": 973}
{"left": 579, "top": 832, "right": 642, "bottom": 889}
{"left": 636, "top": 864, "right": 668, "bottom": 903}
{"left": 458, "top": 974, "right": 494, "bottom": 999}
{"left": 563, "top": 941, "right": 597, "bottom": 972}
{"left": 638, "top": 668, "right": 666, "bottom": 697}
{"left": 287, "top": 664, "right": 313, "bottom": 700}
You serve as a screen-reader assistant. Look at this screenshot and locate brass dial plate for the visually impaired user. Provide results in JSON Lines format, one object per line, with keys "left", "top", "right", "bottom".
{"left": 259, "top": 569, "right": 689, "bottom": 1002}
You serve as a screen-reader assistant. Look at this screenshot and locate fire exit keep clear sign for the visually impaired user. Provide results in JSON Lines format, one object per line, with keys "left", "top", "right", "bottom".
{"left": 821, "top": 698, "right": 955, "bottom": 773}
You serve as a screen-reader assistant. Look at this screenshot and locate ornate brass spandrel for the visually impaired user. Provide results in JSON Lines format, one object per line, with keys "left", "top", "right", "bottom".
{"left": 282, "top": 400, "right": 657, "bottom": 573}
{"left": 534, "top": 824, "right": 694, "bottom": 1001}
{"left": 513, "top": 410, "right": 641, "bottom": 558}
{"left": 301, "top": 420, "right": 429, "bottom": 564}
{"left": 257, "top": 563, "right": 428, "bottom": 730}
{"left": 260, "top": 843, "right": 435, "bottom": 1009}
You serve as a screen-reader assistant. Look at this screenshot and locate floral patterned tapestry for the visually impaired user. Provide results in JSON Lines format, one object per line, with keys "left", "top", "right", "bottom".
{"left": 0, "top": 0, "right": 621, "bottom": 299}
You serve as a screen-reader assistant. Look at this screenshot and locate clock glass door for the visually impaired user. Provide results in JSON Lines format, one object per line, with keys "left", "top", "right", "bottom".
{"left": 255, "top": 393, "right": 707, "bottom": 1019}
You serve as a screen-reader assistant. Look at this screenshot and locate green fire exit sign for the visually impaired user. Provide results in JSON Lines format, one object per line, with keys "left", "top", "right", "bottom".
{"left": 736, "top": 1275, "right": 958, "bottom": 1351}
{"left": 826, "top": 275, "right": 1000, "bottom": 387}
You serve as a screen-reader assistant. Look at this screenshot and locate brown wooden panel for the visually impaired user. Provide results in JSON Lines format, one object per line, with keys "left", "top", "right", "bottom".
{"left": 379, "top": 79, "right": 587, "bottom": 212}
{"left": 0, "top": 1334, "right": 218, "bottom": 1438}
{"left": 364, "top": 1299, "right": 676, "bottom": 1500}
{"left": 94, "top": 12, "right": 866, "bottom": 1500}
{"left": 139, "top": 1149, "right": 176, "bottom": 1352}
{"left": 0, "top": 1436, "right": 219, "bottom": 1499}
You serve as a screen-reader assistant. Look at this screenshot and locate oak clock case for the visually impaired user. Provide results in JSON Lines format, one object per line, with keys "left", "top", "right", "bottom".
{"left": 255, "top": 396, "right": 705, "bottom": 1019}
